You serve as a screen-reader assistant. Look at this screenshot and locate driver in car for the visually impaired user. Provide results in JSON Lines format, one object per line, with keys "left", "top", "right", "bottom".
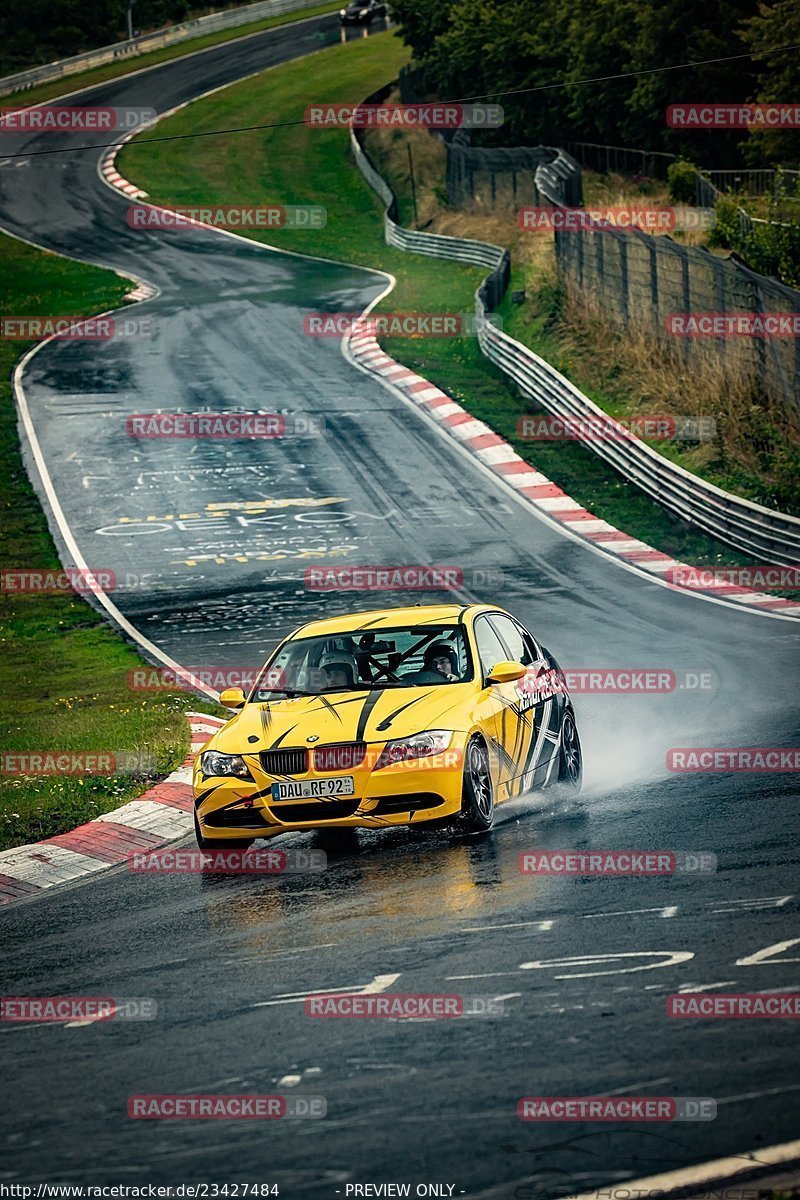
{"left": 406, "top": 641, "right": 460, "bottom": 684}
{"left": 319, "top": 652, "right": 358, "bottom": 690}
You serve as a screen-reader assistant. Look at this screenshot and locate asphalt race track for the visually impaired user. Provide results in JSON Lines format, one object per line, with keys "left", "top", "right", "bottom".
{"left": 1, "top": 11, "right": 799, "bottom": 1194}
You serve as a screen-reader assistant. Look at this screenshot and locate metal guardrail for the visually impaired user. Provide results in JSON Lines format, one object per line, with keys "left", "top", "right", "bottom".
{"left": 350, "top": 97, "right": 800, "bottom": 567}
{"left": 477, "top": 323, "right": 800, "bottom": 566}
{"left": 349, "top": 85, "right": 511, "bottom": 306}
{"left": 0, "top": 0, "right": 335, "bottom": 98}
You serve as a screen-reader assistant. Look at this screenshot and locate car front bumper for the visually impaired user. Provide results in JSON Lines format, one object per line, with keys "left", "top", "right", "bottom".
{"left": 193, "top": 746, "right": 466, "bottom": 839}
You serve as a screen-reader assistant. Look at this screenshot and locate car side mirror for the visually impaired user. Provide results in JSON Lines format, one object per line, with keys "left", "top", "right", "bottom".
{"left": 219, "top": 687, "right": 246, "bottom": 709}
{"left": 487, "top": 660, "right": 527, "bottom": 684}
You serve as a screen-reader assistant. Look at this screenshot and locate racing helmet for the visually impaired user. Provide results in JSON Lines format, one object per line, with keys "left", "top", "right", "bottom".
{"left": 319, "top": 650, "right": 358, "bottom": 688}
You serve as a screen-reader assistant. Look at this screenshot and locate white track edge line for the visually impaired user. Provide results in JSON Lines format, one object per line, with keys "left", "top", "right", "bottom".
{"left": 559, "top": 1136, "right": 800, "bottom": 1200}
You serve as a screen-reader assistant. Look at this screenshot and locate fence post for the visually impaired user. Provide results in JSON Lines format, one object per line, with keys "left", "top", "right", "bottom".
{"left": 714, "top": 257, "right": 727, "bottom": 360}
{"left": 678, "top": 245, "right": 691, "bottom": 364}
{"left": 649, "top": 238, "right": 659, "bottom": 335}
{"left": 595, "top": 230, "right": 604, "bottom": 295}
{"left": 618, "top": 235, "right": 629, "bottom": 322}
{"left": 749, "top": 274, "right": 768, "bottom": 393}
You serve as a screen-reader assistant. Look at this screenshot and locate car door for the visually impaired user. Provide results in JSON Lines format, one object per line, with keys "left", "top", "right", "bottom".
{"left": 472, "top": 615, "right": 525, "bottom": 802}
{"left": 486, "top": 614, "right": 563, "bottom": 793}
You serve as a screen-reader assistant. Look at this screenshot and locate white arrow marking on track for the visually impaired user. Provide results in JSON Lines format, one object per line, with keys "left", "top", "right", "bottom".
{"left": 675, "top": 980, "right": 738, "bottom": 993}
{"left": 736, "top": 937, "right": 800, "bottom": 966}
{"left": 712, "top": 895, "right": 792, "bottom": 913}
{"left": 583, "top": 907, "right": 678, "bottom": 919}
{"left": 251, "top": 973, "right": 401, "bottom": 1007}
{"left": 460, "top": 919, "right": 554, "bottom": 932}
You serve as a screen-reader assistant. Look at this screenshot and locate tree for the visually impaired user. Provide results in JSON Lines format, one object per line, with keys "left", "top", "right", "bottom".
{"left": 424, "top": 0, "right": 571, "bottom": 145}
{"left": 740, "top": 0, "right": 800, "bottom": 165}
{"left": 561, "top": 0, "right": 641, "bottom": 145}
{"left": 384, "top": 0, "right": 457, "bottom": 60}
{"left": 625, "top": 0, "right": 760, "bottom": 165}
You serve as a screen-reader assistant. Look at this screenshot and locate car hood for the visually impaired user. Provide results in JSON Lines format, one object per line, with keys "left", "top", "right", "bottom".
{"left": 212, "top": 684, "right": 475, "bottom": 751}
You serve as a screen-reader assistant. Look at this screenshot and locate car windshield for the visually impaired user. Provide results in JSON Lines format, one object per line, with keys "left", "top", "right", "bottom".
{"left": 251, "top": 624, "right": 473, "bottom": 700}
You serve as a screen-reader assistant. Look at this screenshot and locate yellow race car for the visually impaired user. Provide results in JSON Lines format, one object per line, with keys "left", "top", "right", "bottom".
{"left": 193, "top": 603, "right": 581, "bottom": 846}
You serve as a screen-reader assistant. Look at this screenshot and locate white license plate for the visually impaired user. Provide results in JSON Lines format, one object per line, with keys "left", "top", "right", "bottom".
{"left": 271, "top": 776, "right": 355, "bottom": 801}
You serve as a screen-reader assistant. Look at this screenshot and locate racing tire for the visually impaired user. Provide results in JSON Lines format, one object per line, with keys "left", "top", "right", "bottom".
{"left": 557, "top": 709, "right": 583, "bottom": 791}
{"left": 194, "top": 810, "right": 254, "bottom": 851}
{"left": 459, "top": 736, "right": 494, "bottom": 832}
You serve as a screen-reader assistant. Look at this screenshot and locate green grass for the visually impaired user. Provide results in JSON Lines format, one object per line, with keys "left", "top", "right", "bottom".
{"left": 120, "top": 32, "right": 484, "bottom": 307}
{"left": 5, "top": 2, "right": 343, "bottom": 109}
{"left": 120, "top": 30, "right": 789, "bottom": 575}
{"left": 0, "top": 233, "right": 222, "bottom": 850}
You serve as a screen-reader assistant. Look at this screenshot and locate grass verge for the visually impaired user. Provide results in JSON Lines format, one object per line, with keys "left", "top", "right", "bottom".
{"left": 4, "top": 2, "right": 342, "bottom": 109}
{"left": 0, "top": 233, "right": 221, "bottom": 851}
{"left": 119, "top": 30, "right": 792, "bottom": 574}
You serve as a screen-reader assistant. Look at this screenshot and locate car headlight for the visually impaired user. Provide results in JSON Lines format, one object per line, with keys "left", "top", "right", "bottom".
{"left": 340, "top": 7, "right": 346, "bottom": 13}
{"left": 374, "top": 730, "right": 453, "bottom": 770}
{"left": 200, "top": 750, "right": 252, "bottom": 780}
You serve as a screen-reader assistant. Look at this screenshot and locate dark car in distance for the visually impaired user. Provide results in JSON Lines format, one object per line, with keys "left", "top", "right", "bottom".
{"left": 340, "top": 0, "right": 387, "bottom": 24}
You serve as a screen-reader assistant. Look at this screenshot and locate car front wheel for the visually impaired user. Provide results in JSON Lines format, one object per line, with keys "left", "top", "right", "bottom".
{"left": 459, "top": 736, "right": 494, "bottom": 831}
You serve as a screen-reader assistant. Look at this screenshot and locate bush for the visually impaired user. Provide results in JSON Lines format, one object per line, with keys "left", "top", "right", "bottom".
{"left": 667, "top": 161, "right": 698, "bottom": 204}
{"left": 710, "top": 197, "right": 800, "bottom": 288}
